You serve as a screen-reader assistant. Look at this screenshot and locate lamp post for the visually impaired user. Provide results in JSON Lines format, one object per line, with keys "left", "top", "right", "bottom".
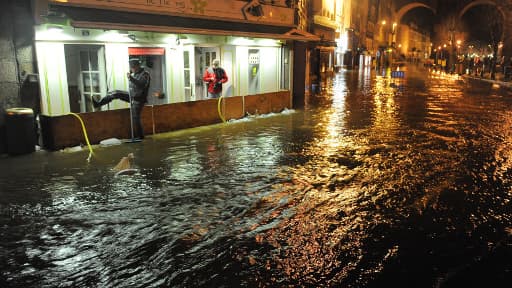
{"left": 392, "top": 22, "right": 397, "bottom": 47}
{"left": 434, "top": 48, "right": 438, "bottom": 69}
{"left": 381, "top": 20, "right": 387, "bottom": 47}
{"left": 456, "top": 40, "right": 462, "bottom": 74}
{"left": 438, "top": 46, "right": 443, "bottom": 69}
{"left": 378, "top": 20, "right": 387, "bottom": 69}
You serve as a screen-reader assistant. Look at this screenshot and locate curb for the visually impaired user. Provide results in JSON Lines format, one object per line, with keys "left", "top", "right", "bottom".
{"left": 462, "top": 75, "right": 512, "bottom": 89}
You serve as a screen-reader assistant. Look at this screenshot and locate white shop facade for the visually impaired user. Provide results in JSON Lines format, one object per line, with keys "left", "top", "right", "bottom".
{"left": 35, "top": 0, "right": 318, "bottom": 117}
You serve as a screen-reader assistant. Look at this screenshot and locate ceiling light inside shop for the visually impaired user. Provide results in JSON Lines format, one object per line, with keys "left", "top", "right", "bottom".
{"left": 256, "top": 38, "right": 280, "bottom": 47}
{"left": 163, "top": 35, "right": 179, "bottom": 45}
{"left": 47, "top": 25, "right": 63, "bottom": 32}
{"left": 97, "top": 30, "right": 132, "bottom": 43}
{"left": 232, "top": 37, "right": 253, "bottom": 46}
{"left": 36, "top": 25, "right": 71, "bottom": 41}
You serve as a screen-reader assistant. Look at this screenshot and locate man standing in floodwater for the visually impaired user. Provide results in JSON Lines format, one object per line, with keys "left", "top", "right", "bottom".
{"left": 94, "top": 58, "right": 151, "bottom": 139}
{"left": 203, "top": 59, "right": 228, "bottom": 99}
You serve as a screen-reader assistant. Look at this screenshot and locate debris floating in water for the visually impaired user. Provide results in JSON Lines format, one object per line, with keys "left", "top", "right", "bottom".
{"left": 114, "top": 168, "right": 138, "bottom": 176}
{"left": 113, "top": 153, "right": 134, "bottom": 172}
{"left": 61, "top": 145, "right": 82, "bottom": 153}
{"left": 100, "top": 138, "right": 122, "bottom": 146}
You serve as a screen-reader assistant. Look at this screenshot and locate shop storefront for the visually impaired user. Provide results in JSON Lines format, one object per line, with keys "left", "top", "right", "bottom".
{"left": 36, "top": 27, "right": 291, "bottom": 115}
{"left": 35, "top": 0, "right": 318, "bottom": 149}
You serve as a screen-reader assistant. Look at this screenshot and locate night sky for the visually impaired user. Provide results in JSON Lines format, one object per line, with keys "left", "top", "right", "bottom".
{"left": 401, "top": 8, "right": 435, "bottom": 34}
{"left": 398, "top": 0, "right": 504, "bottom": 44}
{"left": 460, "top": 5, "right": 503, "bottom": 44}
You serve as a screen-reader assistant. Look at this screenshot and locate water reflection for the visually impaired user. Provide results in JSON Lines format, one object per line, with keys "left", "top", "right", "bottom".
{"left": 1, "top": 65, "right": 512, "bottom": 287}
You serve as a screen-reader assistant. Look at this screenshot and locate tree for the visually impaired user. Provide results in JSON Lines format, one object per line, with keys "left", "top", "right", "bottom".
{"left": 460, "top": 4, "right": 503, "bottom": 80}
{"left": 433, "top": 14, "right": 467, "bottom": 73}
{"left": 483, "top": 6, "right": 503, "bottom": 80}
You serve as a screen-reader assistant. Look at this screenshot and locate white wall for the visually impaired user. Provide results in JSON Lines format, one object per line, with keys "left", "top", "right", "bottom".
{"left": 222, "top": 45, "right": 235, "bottom": 97}
{"left": 235, "top": 46, "right": 280, "bottom": 96}
{"left": 36, "top": 42, "right": 70, "bottom": 116}
{"left": 236, "top": 47, "right": 249, "bottom": 96}
{"left": 168, "top": 46, "right": 185, "bottom": 103}
{"left": 259, "top": 47, "right": 279, "bottom": 93}
{"left": 105, "top": 43, "right": 130, "bottom": 110}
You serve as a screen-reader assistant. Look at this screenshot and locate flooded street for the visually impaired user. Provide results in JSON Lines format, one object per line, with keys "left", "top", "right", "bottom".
{"left": 1, "top": 65, "right": 512, "bottom": 287}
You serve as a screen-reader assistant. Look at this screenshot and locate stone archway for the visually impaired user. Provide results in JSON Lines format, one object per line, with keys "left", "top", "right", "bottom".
{"left": 458, "top": 0, "right": 511, "bottom": 56}
{"left": 458, "top": 0, "right": 502, "bottom": 20}
{"left": 395, "top": 2, "right": 436, "bottom": 23}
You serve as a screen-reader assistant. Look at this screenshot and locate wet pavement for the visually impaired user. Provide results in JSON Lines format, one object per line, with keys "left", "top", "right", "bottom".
{"left": 1, "top": 65, "right": 512, "bottom": 287}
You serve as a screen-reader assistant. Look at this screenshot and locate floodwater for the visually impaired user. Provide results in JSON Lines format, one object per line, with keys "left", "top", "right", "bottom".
{"left": 1, "top": 66, "right": 512, "bottom": 287}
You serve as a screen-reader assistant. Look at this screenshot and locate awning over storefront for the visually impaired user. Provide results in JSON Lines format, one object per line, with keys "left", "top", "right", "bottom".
{"left": 50, "top": 5, "right": 320, "bottom": 42}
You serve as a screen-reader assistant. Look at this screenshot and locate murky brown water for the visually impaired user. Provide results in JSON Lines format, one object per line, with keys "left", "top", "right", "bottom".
{"left": 1, "top": 66, "right": 511, "bottom": 287}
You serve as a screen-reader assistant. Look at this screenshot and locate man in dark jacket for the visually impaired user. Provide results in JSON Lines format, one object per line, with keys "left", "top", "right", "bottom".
{"left": 94, "top": 58, "right": 150, "bottom": 139}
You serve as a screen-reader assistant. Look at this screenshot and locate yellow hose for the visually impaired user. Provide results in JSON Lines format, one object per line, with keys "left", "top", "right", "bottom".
{"left": 68, "top": 112, "right": 94, "bottom": 162}
{"left": 217, "top": 96, "right": 226, "bottom": 123}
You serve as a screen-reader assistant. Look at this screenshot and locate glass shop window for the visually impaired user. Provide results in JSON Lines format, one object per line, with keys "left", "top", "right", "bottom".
{"left": 64, "top": 44, "right": 106, "bottom": 113}
{"left": 128, "top": 47, "right": 167, "bottom": 105}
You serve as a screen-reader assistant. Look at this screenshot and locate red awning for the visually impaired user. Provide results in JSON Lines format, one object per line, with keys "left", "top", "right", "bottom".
{"left": 128, "top": 47, "right": 165, "bottom": 55}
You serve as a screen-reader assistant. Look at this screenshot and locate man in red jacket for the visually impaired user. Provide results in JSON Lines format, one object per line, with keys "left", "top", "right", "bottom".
{"left": 203, "top": 59, "right": 228, "bottom": 99}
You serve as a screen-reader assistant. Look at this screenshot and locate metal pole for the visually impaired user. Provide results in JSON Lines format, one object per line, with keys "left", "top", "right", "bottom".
{"left": 128, "top": 76, "right": 135, "bottom": 140}
{"left": 124, "top": 73, "right": 141, "bottom": 143}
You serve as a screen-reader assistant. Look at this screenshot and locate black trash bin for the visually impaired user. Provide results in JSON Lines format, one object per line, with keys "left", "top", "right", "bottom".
{"left": 5, "top": 108, "right": 36, "bottom": 155}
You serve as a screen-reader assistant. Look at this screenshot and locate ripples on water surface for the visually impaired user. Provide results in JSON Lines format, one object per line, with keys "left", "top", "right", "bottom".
{"left": 1, "top": 66, "right": 511, "bottom": 287}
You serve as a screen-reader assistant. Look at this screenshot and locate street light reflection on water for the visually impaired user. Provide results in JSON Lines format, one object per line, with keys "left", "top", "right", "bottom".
{"left": 1, "top": 65, "right": 512, "bottom": 287}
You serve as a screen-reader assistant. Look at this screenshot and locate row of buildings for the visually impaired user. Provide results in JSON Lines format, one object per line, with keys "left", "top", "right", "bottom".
{"left": 0, "top": 0, "right": 431, "bottom": 151}
{"left": 306, "top": 0, "right": 432, "bottom": 75}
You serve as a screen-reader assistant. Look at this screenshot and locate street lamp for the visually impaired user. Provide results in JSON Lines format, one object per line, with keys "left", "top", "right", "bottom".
{"left": 437, "top": 46, "right": 444, "bottom": 66}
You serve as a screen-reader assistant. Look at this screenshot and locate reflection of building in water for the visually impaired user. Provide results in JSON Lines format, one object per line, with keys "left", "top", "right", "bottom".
{"left": 371, "top": 76, "right": 399, "bottom": 136}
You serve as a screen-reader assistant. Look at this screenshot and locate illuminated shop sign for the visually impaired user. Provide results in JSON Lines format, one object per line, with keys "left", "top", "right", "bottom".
{"left": 49, "top": 0, "right": 294, "bottom": 26}
{"left": 128, "top": 47, "right": 165, "bottom": 55}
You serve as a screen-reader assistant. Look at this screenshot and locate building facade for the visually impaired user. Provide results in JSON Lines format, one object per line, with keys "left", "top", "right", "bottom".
{"left": 36, "top": 0, "right": 312, "bottom": 116}
{"left": 309, "top": 0, "right": 342, "bottom": 77}
{"left": 397, "top": 22, "right": 432, "bottom": 63}
{"left": 0, "top": 0, "right": 320, "bottom": 150}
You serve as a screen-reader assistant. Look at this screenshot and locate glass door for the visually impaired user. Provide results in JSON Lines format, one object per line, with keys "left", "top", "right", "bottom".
{"left": 80, "top": 47, "right": 106, "bottom": 112}
{"left": 183, "top": 49, "right": 193, "bottom": 101}
{"left": 195, "top": 47, "right": 220, "bottom": 100}
{"left": 65, "top": 45, "right": 106, "bottom": 113}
